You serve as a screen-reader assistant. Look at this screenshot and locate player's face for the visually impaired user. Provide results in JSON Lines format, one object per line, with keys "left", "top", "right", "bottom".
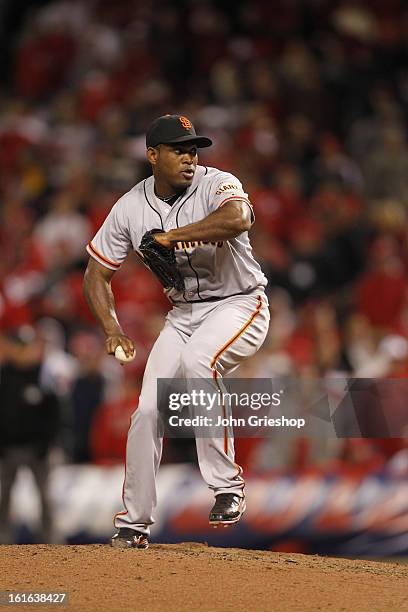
{"left": 148, "top": 143, "right": 199, "bottom": 194}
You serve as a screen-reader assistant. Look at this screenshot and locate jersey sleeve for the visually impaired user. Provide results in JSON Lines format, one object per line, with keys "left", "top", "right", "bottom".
{"left": 208, "top": 172, "right": 254, "bottom": 222}
{"left": 86, "top": 198, "right": 131, "bottom": 270}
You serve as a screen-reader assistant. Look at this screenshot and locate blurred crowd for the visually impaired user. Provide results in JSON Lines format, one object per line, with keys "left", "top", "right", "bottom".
{"left": 1, "top": 0, "right": 408, "bottom": 477}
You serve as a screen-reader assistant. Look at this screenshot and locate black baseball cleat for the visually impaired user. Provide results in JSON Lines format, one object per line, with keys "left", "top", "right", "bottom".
{"left": 111, "top": 528, "right": 149, "bottom": 549}
{"left": 209, "top": 493, "right": 246, "bottom": 527}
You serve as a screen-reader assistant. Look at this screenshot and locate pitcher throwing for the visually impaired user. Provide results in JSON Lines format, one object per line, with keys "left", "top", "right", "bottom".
{"left": 83, "top": 114, "right": 270, "bottom": 549}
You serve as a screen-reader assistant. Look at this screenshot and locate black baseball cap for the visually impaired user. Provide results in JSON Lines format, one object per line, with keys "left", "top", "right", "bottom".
{"left": 146, "top": 114, "right": 212, "bottom": 148}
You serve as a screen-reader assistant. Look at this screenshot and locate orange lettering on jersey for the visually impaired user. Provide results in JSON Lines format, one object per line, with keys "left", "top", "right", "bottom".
{"left": 179, "top": 116, "right": 192, "bottom": 130}
{"left": 175, "top": 241, "right": 224, "bottom": 251}
{"left": 215, "top": 183, "right": 239, "bottom": 195}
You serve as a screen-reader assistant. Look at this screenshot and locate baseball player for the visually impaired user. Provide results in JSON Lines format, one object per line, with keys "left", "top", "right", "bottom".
{"left": 83, "top": 115, "right": 270, "bottom": 549}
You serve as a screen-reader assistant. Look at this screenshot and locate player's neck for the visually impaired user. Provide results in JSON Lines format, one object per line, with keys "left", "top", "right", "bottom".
{"left": 155, "top": 193, "right": 182, "bottom": 207}
{"left": 154, "top": 184, "right": 177, "bottom": 199}
{"left": 154, "top": 180, "right": 186, "bottom": 204}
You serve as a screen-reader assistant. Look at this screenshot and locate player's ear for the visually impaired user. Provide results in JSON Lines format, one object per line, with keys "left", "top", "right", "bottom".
{"left": 146, "top": 146, "right": 159, "bottom": 166}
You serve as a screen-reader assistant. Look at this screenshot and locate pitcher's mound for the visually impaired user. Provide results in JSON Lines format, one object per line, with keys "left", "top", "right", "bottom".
{"left": 1, "top": 543, "right": 407, "bottom": 611}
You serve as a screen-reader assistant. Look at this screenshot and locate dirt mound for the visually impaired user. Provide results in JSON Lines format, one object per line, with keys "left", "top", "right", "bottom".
{"left": 0, "top": 543, "right": 407, "bottom": 611}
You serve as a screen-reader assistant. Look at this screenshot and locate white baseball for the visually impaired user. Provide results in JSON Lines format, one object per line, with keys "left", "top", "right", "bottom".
{"left": 114, "top": 345, "right": 136, "bottom": 363}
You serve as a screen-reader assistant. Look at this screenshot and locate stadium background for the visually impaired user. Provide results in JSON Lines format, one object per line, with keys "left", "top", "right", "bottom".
{"left": 1, "top": 0, "right": 408, "bottom": 556}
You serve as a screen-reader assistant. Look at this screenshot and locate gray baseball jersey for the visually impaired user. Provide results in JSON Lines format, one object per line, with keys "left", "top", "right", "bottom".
{"left": 86, "top": 165, "right": 267, "bottom": 301}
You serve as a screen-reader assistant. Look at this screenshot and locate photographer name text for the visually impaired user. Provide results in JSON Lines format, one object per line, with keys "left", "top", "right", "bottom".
{"left": 168, "top": 414, "right": 306, "bottom": 429}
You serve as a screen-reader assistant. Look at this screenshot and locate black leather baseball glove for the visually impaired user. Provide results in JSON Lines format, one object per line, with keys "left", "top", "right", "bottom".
{"left": 139, "top": 229, "right": 185, "bottom": 292}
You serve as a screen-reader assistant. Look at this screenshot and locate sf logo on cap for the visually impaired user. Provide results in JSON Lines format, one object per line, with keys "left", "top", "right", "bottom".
{"left": 179, "top": 116, "right": 192, "bottom": 130}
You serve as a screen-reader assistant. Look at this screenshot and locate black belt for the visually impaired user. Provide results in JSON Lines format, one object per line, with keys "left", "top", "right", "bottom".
{"left": 170, "top": 289, "right": 262, "bottom": 305}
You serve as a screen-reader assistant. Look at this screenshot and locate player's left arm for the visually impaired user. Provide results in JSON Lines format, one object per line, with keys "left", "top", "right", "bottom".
{"left": 154, "top": 200, "right": 252, "bottom": 248}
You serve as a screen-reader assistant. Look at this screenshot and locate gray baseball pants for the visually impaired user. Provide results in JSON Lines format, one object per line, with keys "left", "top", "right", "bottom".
{"left": 115, "top": 290, "right": 270, "bottom": 535}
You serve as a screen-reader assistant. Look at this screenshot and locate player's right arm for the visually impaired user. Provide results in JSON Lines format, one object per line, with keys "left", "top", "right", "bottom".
{"left": 83, "top": 258, "right": 135, "bottom": 358}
